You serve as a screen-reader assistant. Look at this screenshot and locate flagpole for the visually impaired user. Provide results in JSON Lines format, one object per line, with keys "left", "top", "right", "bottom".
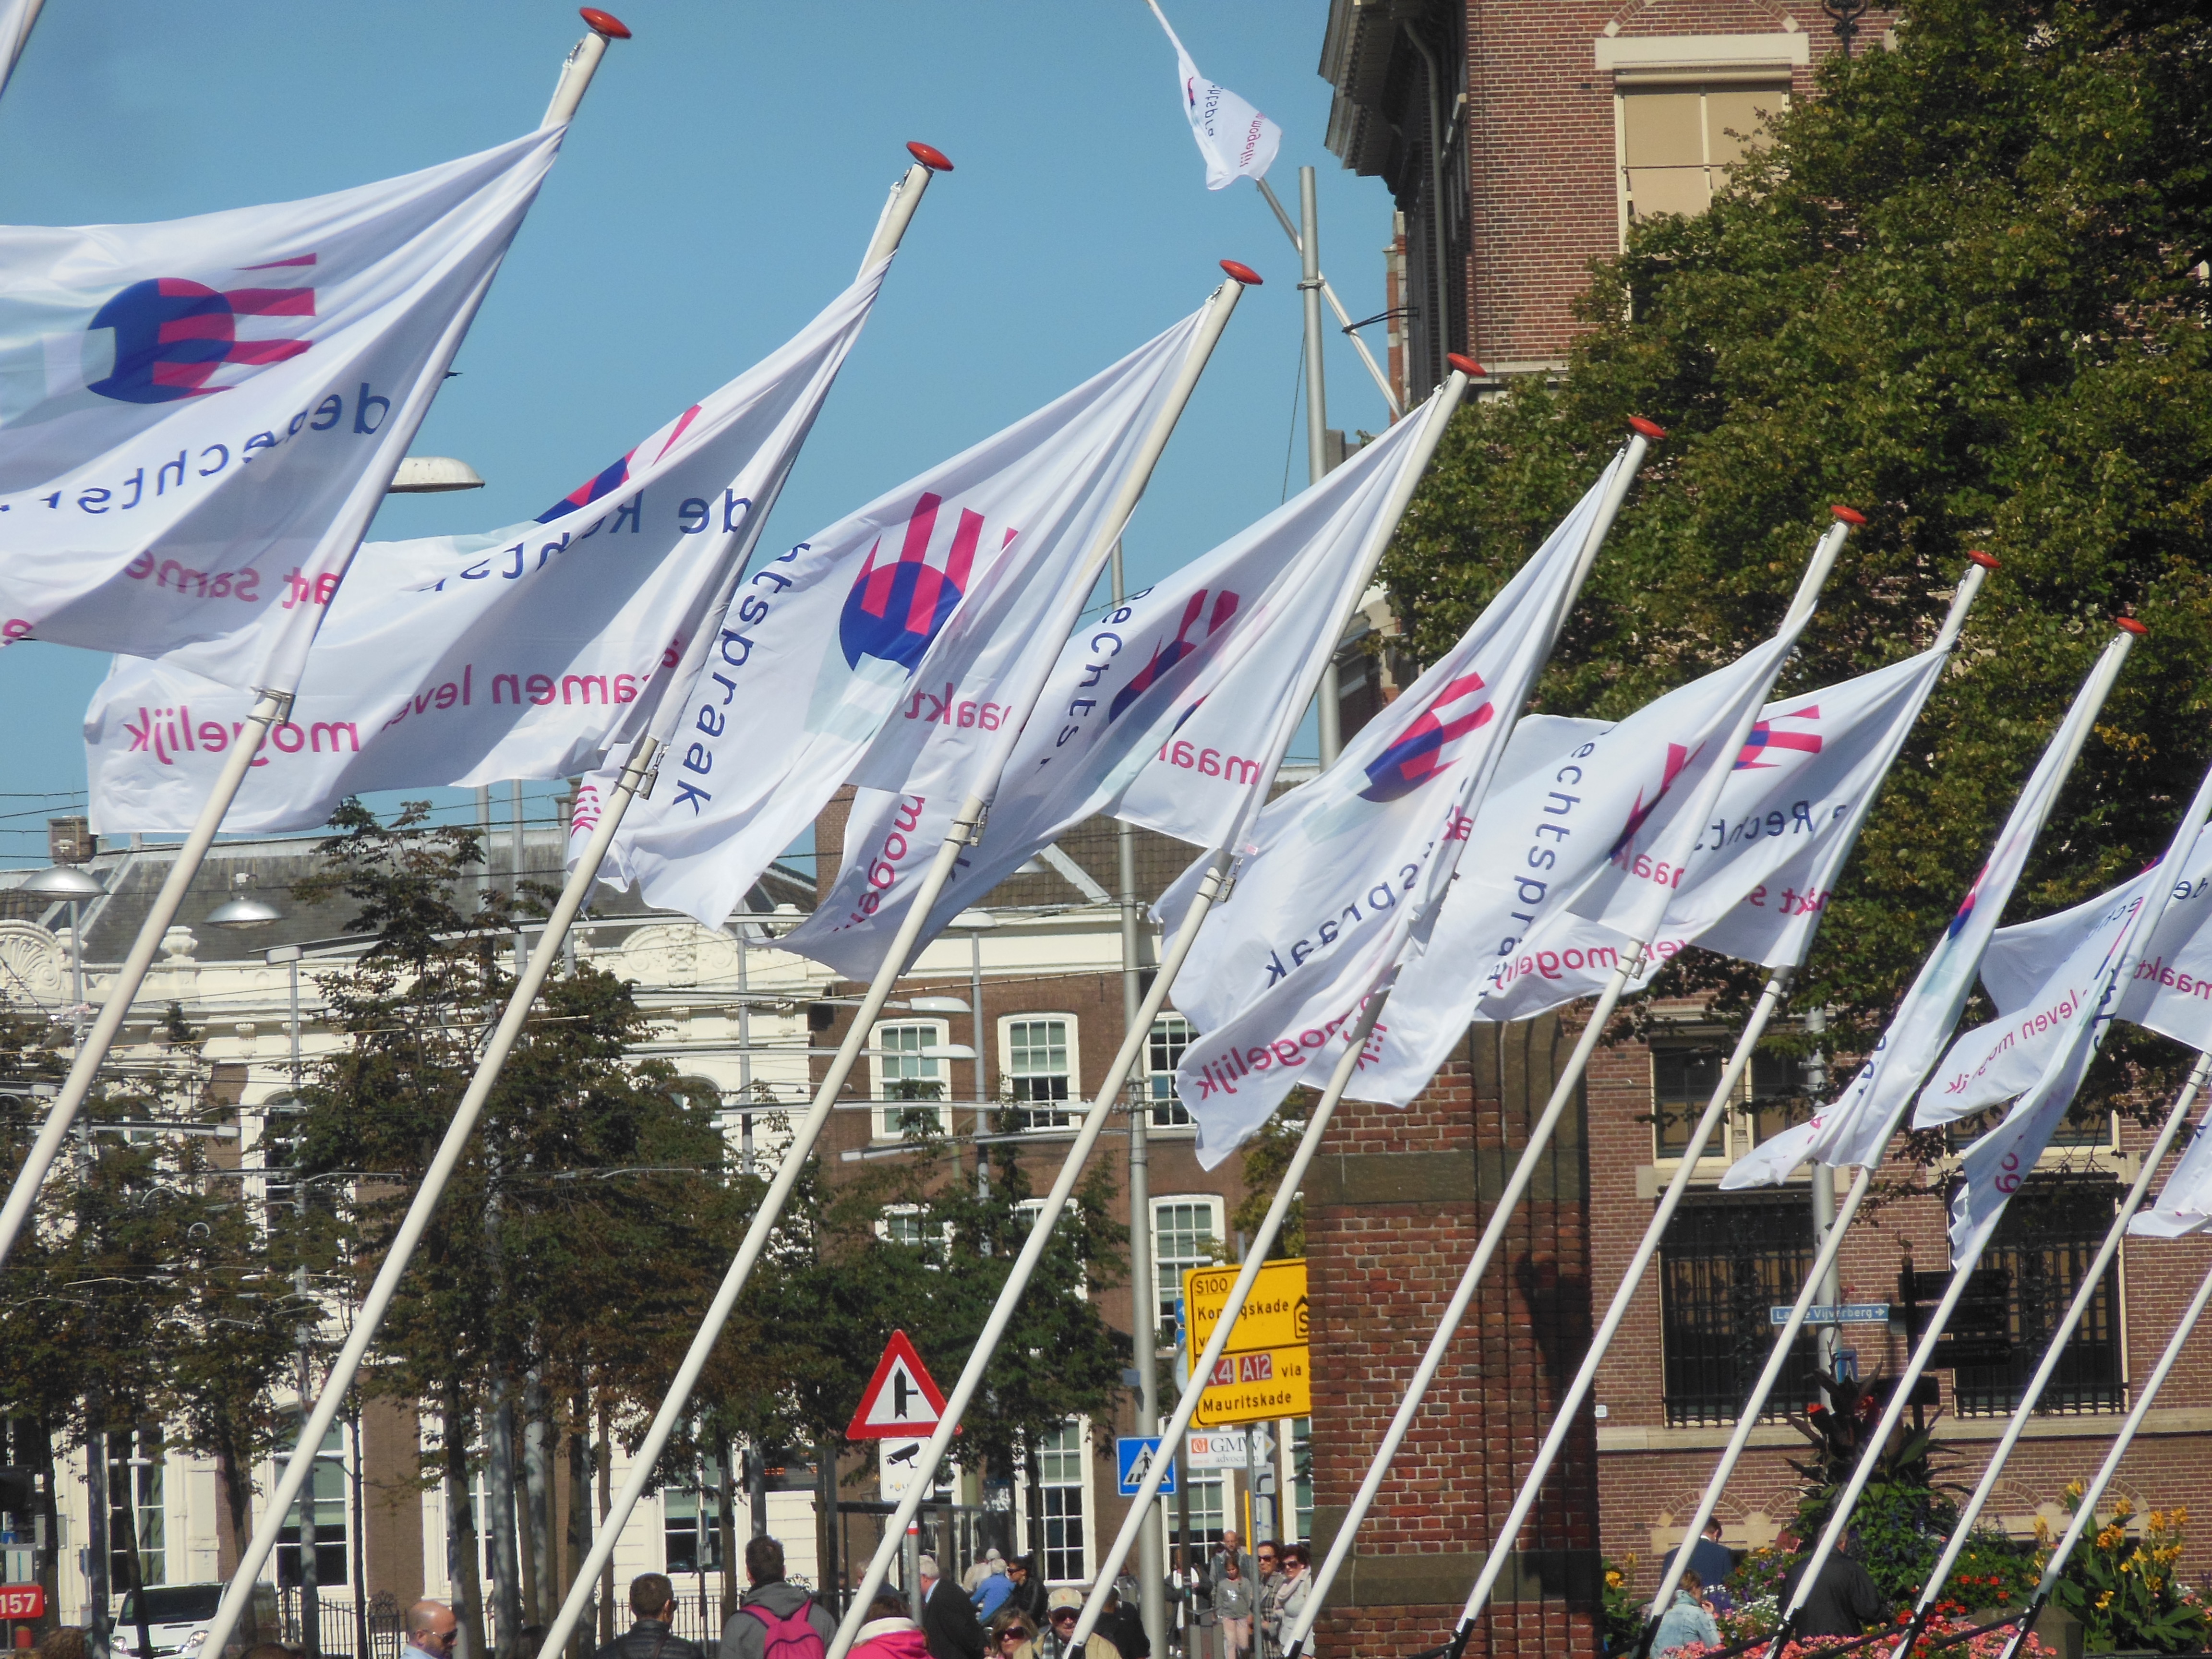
{"left": 1759, "top": 627, "right": 2176, "bottom": 1659}
{"left": 1992, "top": 1239, "right": 2212, "bottom": 1659}
{"left": 1634, "top": 612, "right": 2133, "bottom": 1653}
{"left": 1074, "top": 418, "right": 1668, "bottom": 1659}
{"left": 1254, "top": 177, "right": 1403, "bottom": 419}
{"left": 1885, "top": 1049, "right": 2212, "bottom": 1659}
{"left": 184, "top": 733, "right": 662, "bottom": 1659}
{"left": 0, "top": 0, "right": 41, "bottom": 102}
{"left": 541, "top": 7, "right": 632, "bottom": 127}
{"left": 1402, "top": 553, "right": 1994, "bottom": 1659}
{"left": 823, "top": 353, "right": 1508, "bottom": 1659}
{"left": 532, "top": 259, "right": 1258, "bottom": 1659}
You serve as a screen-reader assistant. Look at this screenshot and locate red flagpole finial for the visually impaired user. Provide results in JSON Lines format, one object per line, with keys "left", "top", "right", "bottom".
{"left": 1219, "top": 260, "right": 1264, "bottom": 286}
{"left": 2116, "top": 616, "right": 2149, "bottom": 636}
{"left": 1830, "top": 505, "right": 1867, "bottom": 526}
{"left": 1446, "top": 353, "right": 1486, "bottom": 377}
{"left": 1967, "top": 550, "right": 2000, "bottom": 570}
{"left": 1628, "top": 416, "right": 1667, "bottom": 440}
{"left": 906, "top": 142, "right": 954, "bottom": 172}
{"left": 578, "top": 8, "right": 631, "bottom": 38}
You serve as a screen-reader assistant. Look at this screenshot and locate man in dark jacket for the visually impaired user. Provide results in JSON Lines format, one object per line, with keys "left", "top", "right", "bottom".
{"left": 1779, "top": 1540, "right": 1889, "bottom": 1638}
{"left": 599, "top": 1575, "right": 707, "bottom": 1659}
{"left": 1003, "top": 1557, "right": 1049, "bottom": 1629}
{"left": 721, "top": 1537, "right": 838, "bottom": 1659}
{"left": 918, "top": 1555, "right": 987, "bottom": 1659}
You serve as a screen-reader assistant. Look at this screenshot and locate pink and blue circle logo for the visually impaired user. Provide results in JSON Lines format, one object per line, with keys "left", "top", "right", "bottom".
{"left": 841, "top": 492, "right": 992, "bottom": 671}
{"left": 86, "top": 261, "right": 315, "bottom": 405}
{"left": 1359, "top": 672, "right": 1494, "bottom": 802}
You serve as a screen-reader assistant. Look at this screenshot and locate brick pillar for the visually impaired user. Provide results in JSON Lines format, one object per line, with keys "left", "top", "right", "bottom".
{"left": 1307, "top": 1016, "right": 1600, "bottom": 1659}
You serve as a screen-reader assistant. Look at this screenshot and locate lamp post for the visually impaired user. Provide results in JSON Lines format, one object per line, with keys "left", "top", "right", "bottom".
{"left": 21, "top": 863, "right": 104, "bottom": 1050}
{"left": 950, "top": 912, "right": 997, "bottom": 1199}
{"left": 208, "top": 882, "right": 320, "bottom": 1659}
{"left": 1821, "top": 0, "right": 1871, "bottom": 56}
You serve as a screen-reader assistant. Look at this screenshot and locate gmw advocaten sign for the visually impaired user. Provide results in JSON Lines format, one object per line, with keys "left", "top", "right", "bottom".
{"left": 1182, "top": 1259, "right": 1308, "bottom": 1355}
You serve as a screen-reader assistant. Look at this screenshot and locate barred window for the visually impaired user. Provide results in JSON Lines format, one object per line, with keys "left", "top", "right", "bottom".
{"left": 1659, "top": 1195, "right": 1822, "bottom": 1427}
{"left": 1952, "top": 1178, "right": 2124, "bottom": 1416}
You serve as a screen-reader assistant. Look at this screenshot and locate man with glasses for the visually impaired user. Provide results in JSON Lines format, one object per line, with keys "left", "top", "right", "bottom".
{"left": 1039, "top": 1590, "right": 1121, "bottom": 1659}
{"left": 405, "top": 1602, "right": 458, "bottom": 1659}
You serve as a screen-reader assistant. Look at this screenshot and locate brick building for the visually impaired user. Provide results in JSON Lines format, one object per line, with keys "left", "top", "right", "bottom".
{"left": 1301, "top": 5, "right": 2212, "bottom": 1657}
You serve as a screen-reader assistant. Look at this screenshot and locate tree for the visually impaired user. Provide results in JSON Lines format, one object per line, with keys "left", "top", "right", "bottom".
{"left": 1384, "top": 0, "right": 2212, "bottom": 1118}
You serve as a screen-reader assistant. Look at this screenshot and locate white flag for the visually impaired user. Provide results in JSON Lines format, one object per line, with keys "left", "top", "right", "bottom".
{"left": 1146, "top": 2, "right": 1281, "bottom": 190}
{"left": 0, "top": 0, "right": 36, "bottom": 100}
{"left": 1948, "top": 763, "right": 2212, "bottom": 1262}
{"left": 2132, "top": 1094, "right": 2212, "bottom": 1238}
{"left": 577, "top": 308, "right": 1209, "bottom": 928}
{"left": 0, "top": 130, "right": 563, "bottom": 689}
{"left": 1166, "top": 477, "right": 1607, "bottom": 1165}
{"left": 1720, "top": 636, "right": 2134, "bottom": 1188}
{"left": 84, "top": 264, "right": 890, "bottom": 834}
{"left": 784, "top": 399, "right": 1445, "bottom": 979}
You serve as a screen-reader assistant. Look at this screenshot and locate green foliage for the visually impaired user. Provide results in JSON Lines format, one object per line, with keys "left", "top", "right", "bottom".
{"left": 1601, "top": 1556, "right": 1645, "bottom": 1654}
{"left": 1230, "top": 1100, "right": 1305, "bottom": 1261}
{"left": 2046, "top": 1489, "right": 2212, "bottom": 1653}
{"left": 1382, "top": 0, "right": 2212, "bottom": 1112}
{"left": 1939, "top": 1533, "right": 2045, "bottom": 1613}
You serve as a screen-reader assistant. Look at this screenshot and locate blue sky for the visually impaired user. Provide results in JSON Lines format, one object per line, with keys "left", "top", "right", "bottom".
{"left": 0, "top": 0, "right": 1396, "bottom": 869}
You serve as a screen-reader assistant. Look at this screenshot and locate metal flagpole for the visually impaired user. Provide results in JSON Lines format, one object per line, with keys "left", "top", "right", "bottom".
{"left": 0, "top": 5, "right": 635, "bottom": 1285}
{"left": 190, "top": 733, "right": 662, "bottom": 1659}
{"left": 1993, "top": 1239, "right": 2212, "bottom": 1659}
{"left": 1273, "top": 514, "right": 1854, "bottom": 1659}
{"left": 825, "top": 352, "right": 1505, "bottom": 1659}
{"left": 542, "top": 8, "right": 631, "bottom": 127}
{"left": 1360, "top": 552, "right": 1996, "bottom": 1659}
{"left": 1759, "top": 652, "right": 2191, "bottom": 1659}
{"left": 1634, "top": 615, "right": 2135, "bottom": 1652}
{"left": 203, "top": 121, "right": 951, "bottom": 1659}
{"left": 1074, "top": 421, "right": 1674, "bottom": 1659}
{"left": 1885, "top": 1050, "right": 2212, "bottom": 1659}
{"left": 1297, "top": 167, "right": 1341, "bottom": 767}
{"left": 535, "top": 259, "right": 1259, "bottom": 1659}
{"left": 1254, "top": 178, "right": 1403, "bottom": 420}
{"left": 0, "top": 0, "right": 42, "bottom": 103}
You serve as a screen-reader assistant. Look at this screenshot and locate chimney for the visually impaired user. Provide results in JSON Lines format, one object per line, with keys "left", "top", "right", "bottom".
{"left": 48, "top": 817, "right": 93, "bottom": 866}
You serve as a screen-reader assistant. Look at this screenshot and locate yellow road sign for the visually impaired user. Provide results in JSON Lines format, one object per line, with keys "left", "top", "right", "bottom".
{"left": 1182, "top": 1259, "right": 1308, "bottom": 1355}
{"left": 1191, "top": 1344, "right": 1310, "bottom": 1427}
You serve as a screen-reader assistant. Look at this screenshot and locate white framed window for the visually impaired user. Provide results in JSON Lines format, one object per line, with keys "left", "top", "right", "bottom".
{"left": 873, "top": 1019, "right": 947, "bottom": 1140}
{"left": 1032, "top": 1420, "right": 1088, "bottom": 1583}
{"left": 275, "top": 1422, "right": 347, "bottom": 1588}
{"left": 1289, "top": 1416, "right": 1312, "bottom": 1544}
{"left": 878, "top": 1204, "right": 950, "bottom": 1263}
{"left": 1002, "top": 1015, "right": 1077, "bottom": 1130}
{"left": 1151, "top": 1196, "right": 1224, "bottom": 1330}
{"left": 663, "top": 1455, "right": 725, "bottom": 1574}
{"left": 1169, "top": 1467, "right": 1225, "bottom": 1557}
{"left": 1147, "top": 1015, "right": 1194, "bottom": 1128}
{"left": 1614, "top": 76, "right": 1789, "bottom": 245}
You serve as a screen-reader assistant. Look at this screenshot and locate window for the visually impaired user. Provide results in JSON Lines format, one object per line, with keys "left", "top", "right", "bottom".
{"left": 275, "top": 1422, "right": 346, "bottom": 1588}
{"left": 664, "top": 1457, "right": 724, "bottom": 1574}
{"left": 1152, "top": 1198, "right": 1223, "bottom": 1331}
{"left": 1952, "top": 1179, "right": 2124, "bottom": 1416}
{"left": 1659, "top": 1196, "right": 1821, "bottom": 1427}
{"left": 1169, "top": 1468, "right": 1225, "bottom": 1559}
{"left": 1148, "top": 1016, "right": 1195, "bottom": 1128}
{"left": 1005, "top": 1017, "right": 1076, "bottom": 1130}
{"left": 874, "top": 1021, "right": 946, "bottom": 1139}
{"left": 881, "top": 1206, "right": 939, "bottom": 1251}
{"left": 1616, "top": 79, "right": 1788, "bottom": 238}
{"left": 1651, "top": 1046, "right": 1802, "bottom": 1161}
{"left": 1289, "top": 1418, "right": 1312, "bottom": 1544}
{"left": 107, "top": 1428, "right": 165, "bottom": 1589}
{"left": 1033, "top": 1422, "right": 1086, "bottom": 1583}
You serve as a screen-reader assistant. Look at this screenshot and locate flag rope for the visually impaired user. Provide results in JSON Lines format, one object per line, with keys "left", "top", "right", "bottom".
{"left": 1634, "top": 621, "right": 2136, "bottom": 1652}
{"left": 190, "top": 730, "right": 662, "bottom": 1659}
{"left": 823, "top": 357, "right": 1490, "bottom": 1659}
{"left": 1883, "top": 1049, "right": 2211, "bottom": 1659}
{"left": 533, "top": 260, "right": 1254, "bottom": 1659}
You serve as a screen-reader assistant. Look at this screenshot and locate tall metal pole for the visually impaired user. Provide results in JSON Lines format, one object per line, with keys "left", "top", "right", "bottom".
{"left": 542, "top": 263, "right": 1256, "bottom": 1659}
{"left": 1804, "top": 1008, "right": 1841, "bottom": 1377}
{"left": 971, "top": 927, "right": 987, "bottom": 1199}
{"left": 1300, "top": 168, "right": 1342, "bottom": 768}
{"left": 1115, "top": 537, "right": 1168, "bottom": 1659}
{"left": 1252, "top": 179, "right": 1402, "bottom": 421}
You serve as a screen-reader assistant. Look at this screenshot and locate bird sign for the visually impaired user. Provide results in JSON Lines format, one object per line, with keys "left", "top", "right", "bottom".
{"left": 847, "top": 1329, "right": 952, "bottom": 1440}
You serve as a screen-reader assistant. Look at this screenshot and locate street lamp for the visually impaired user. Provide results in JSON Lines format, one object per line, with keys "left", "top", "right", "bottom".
{"left": 205, "top": 872, "right": 284, "bottom": 930}
{"left": 22, "top": 862, "right": 105, "bottom": 1044}
{"left": 951, "top": 911, "right": 998, "bottom": 1198}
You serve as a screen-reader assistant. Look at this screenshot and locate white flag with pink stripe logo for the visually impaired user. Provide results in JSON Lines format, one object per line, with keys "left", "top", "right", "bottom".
{"left": 577, "top": 308, "right": 1207, "bottom": 928}
{"left": 1164, "top": 475, "right": 1608, "bottom": 1166}
{"left": 0, "top": 128, "right": 562, "bottom": 689}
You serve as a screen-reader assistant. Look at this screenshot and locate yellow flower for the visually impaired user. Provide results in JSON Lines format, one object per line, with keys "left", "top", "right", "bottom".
{"left": 2114, "top": 1497, "right": 2137, "bottom": 1520}
{"left": 2097, "top": 1593, "right": 2114, "bottom": 1611}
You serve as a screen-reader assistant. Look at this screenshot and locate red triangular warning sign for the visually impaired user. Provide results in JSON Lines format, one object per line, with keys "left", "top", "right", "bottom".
{"left": 847, "top": 1330, "right": 954, "bottom": 1440}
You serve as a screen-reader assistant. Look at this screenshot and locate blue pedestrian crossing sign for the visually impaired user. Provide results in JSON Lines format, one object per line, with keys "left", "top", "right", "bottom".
{"left": 1116, "top": 1436, "right": 1176, "bottom": 1496}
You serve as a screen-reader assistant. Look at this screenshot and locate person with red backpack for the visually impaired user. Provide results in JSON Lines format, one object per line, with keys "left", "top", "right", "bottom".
{"left": 721, "top": 1538, "right": 837, "bottom": 1659}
